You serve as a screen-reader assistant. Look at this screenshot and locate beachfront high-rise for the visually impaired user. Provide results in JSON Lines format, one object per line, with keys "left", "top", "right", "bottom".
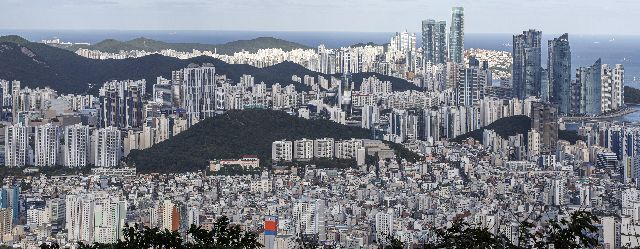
{"left": 577, "top": 58, "right": 603, "bottom": 115}
{"left": 512, "top": 29, "right": 542, "bottom": 99}
{"left": 448, "top": 7, "right": 465, "bottom": 64}
{"left": 548, "top": 33, "right": 572, "bottom": 113}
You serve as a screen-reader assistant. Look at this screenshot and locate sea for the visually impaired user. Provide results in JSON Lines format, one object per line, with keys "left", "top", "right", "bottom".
{"left": 2, "top": 29, "right": 640, "bottom": 120}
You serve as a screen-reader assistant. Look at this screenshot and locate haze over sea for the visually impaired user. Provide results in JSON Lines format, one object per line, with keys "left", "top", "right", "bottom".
{"left": 1, "top": 30, "right": 639, "bottom": 88}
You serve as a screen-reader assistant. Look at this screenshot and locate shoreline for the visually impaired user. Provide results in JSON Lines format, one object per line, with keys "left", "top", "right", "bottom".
{"left": 561, "top": 106, "right": 637, "bottom": 122}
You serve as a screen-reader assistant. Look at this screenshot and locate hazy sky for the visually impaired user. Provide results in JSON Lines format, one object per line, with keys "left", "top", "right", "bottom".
{"left": 1, "top": 0, "right": 639, "bottom": 35}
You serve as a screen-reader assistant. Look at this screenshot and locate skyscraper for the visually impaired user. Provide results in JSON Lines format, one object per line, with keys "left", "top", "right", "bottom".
{"left": 456, "top": 57, "right": 491, "bottom": 107}
{"left": 64, "top": 124, "right": 90, "bottom": 168}
{"left": 577, "top": 58, "right": 603, "bottom": 115}
{"left": 512, "top": 29, "right": 542, "bottom": 99}
{"left": 34, "top": 123, "right": 59, "bottom": 167}
{"left": 548, "top": 33, "right": 572, "bottom": 113}
{"left": 449, "top": 7, "right": 464, "bottom": 64}
{"left": 422, "top": 19, "right": 447, "bottom": 64}
{"left": 181, "top": 64, "right": 216, "bottom": 126}
{"left": 4, "top": 123, "right": 29, "bottom": 167}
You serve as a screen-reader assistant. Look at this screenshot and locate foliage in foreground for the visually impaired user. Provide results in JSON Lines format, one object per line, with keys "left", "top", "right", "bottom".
{"left": 40, "top": 216, "right": 261, "bottom": 249}
{"left": 381, "top": 211, "right": 599, "bottom": 249}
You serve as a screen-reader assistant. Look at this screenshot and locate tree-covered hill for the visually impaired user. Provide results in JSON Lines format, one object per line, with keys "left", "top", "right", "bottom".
{"left": 0, "top": 35, "right": 421, "bottom": 95}
{"left": 451, "top": 115, "right": 583, "bottom": 144}
{"left": 624, "top": 86, "right": 640, "bottom": 104}
{"left": 451, "top": 115, "right": 532, "bottom": 144}
{"left": 65, "top": 36, "right": 312, "bottom": 55}
{"left": 126, "top": 109, "right": 379, "bottom": 173}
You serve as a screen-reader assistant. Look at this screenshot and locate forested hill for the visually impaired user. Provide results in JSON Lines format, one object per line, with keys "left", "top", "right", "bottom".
{"left": 0, "top": 35, "right": 420, "bottom": 95}
{"left": 65, "top": 37, "right": 312, "bottom": 54}
{"left": 125, "top": 109, "right": 374, "bottom": 173}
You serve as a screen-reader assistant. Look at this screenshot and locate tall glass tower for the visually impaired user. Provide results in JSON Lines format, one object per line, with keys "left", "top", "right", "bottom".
{"left": 512, "top": 29, "right": 542, "bottom": 99}
{"left": 422, "top": 19, "right": 447, "bottom": 64}
{"left": 448, "top": 7, "right": 464, "bottom": 64}
{"left": 548, "top": 33, "right": 571, "bottom": 113}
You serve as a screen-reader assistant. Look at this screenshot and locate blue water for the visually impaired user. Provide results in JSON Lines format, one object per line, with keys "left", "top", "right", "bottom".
{"left": 1, "top": 30, "right": 639, "bottom": 87}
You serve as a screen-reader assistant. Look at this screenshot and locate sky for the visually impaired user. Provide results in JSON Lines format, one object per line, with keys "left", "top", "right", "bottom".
{"left": 0, "top": 0, "right": 639, "bottom": 35}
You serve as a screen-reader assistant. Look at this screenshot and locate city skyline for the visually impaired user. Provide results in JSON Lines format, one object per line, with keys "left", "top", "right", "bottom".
{"left": 0, "top": 0, "right": 639, "bottom": 35}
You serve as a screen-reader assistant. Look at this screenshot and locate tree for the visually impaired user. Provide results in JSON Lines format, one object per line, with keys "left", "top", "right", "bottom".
{"left": 40, "top": 216, "right": 261, "bottom": 249}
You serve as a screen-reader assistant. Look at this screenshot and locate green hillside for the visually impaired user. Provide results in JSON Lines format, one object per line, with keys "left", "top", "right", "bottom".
{"left": 451, "top": 115, "right": 532, "bottom": 144}
{"left": 125, "top": 109, "right": 419, "bottom": 173}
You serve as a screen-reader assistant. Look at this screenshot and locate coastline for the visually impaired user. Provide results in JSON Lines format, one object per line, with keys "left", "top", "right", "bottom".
{"left": 560, "top": 106, "right": 638, "bottom": 122}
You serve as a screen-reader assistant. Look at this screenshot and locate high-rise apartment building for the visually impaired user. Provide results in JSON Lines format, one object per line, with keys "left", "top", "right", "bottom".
{"left": 531, "top": 102, "right": 558, "bottom": 155}
{"left": 456, "top": 58, "right": 491, "bottom": 106}
{"left": 99, "top": 80, "right": 145, "bottom": 129}
{"left": 34, "top": 123, "right": 59, "bottom": 166}
{"left": 4, "top": 123, "right": 29, "bottom": 167}
{"left": 577, "top": 58, "right": 603, "bottom": 115}
{"left": 182, "top": 64, "right": 216, "bottom": 126}
{"left": 272, "top": 140, "right": 293, "bottom": 162}
{"left": 93, "top": 127, "right": 122, "bottom": 167}
{"left": 601, "top": 64, "right": 625, "bottom": 113}
{"left": 422, "top": 19, "right": 447, "bottom": 64}
{"left": 64, "top": 124, "right": 90, "bottom": 167}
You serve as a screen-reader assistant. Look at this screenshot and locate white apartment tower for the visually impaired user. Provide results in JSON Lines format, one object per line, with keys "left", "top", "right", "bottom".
{"left": 375, "top": 209, "right": 395, "bottom": 244}
{"left": 4, "top": 123, "right": 29, "bottom": 167}
{"left": 93, "top": 127, "right": 122, "bottom": 167}
{"left": 34, "top": 123, "right": 59, "bottom": 166}
{"left": 93, "top": 197, "right": 127, "bottom": 244}
{"left": 66, "top": 194, "right": 96, "bottom": 242}
{"left": 294, "top": 139, "right": 314, "bottom": 160}
{"left": 64, "top": 124, "right": 90, "bottom": 167}
{"left": 292, "top": 199, "right": 321, "bottom": 236}
{"left": 313, "top": 138, "right": 334, "bottom": 158}
{"left": 182, "top": 65, "right": 216, "bottom": 126}
{"left": 272, "top": 140, "right": 293, "bottom": 162}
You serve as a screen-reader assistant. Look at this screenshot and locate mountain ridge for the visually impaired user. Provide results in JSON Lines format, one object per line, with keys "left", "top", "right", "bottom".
{"left": 65, "top": 36, "right": 312, "bottom": 55}
{"left": 0, "top": 35, "right": 421, "bottom": 95}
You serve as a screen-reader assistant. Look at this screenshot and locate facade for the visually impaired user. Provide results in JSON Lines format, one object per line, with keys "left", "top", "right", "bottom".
{"left": 548, "top": 33, "right": 572, "bottom": 113}
{"left": 34, "top": 123, "right": 59, "bottom": 166}
{"left": 448, "top": 7, "right": 465, "bottom": 64}
{"left": 4, "top": 123, "right": 29, "bottom": 167}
